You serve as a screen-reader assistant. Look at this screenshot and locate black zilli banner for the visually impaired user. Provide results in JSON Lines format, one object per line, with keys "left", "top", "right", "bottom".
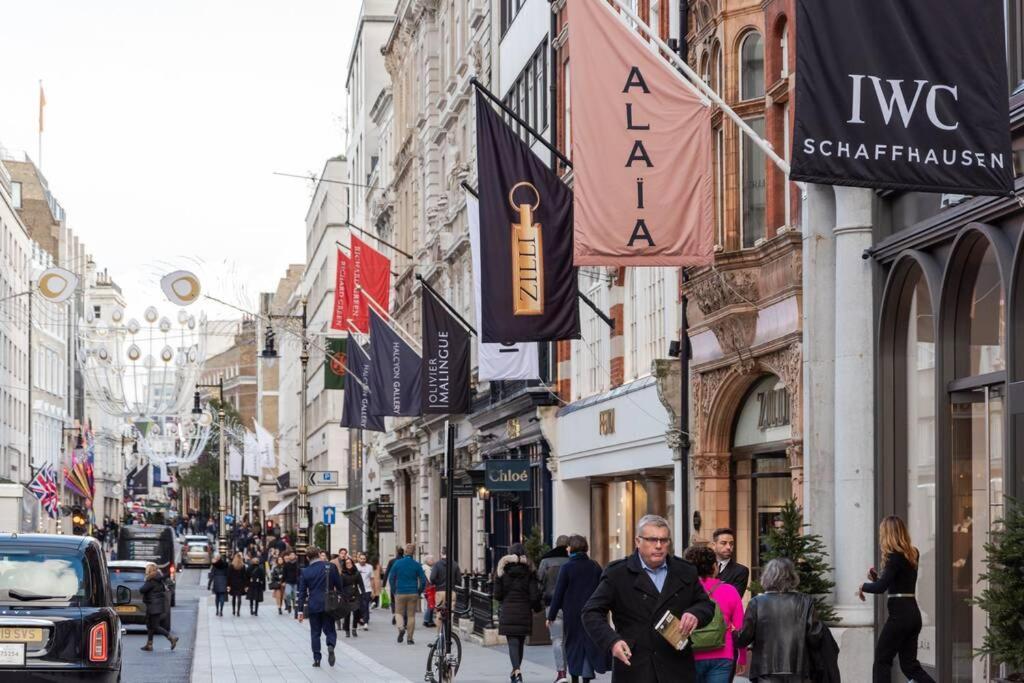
{"left": 476, "top": 90, "right": 579, "bottom": 343}
{"left": 368, "top": 310, "right": 422, "bottom": 417}
{"left": 792, "top": 0, "right": 1013, "bottom": 196}
{"left": 421, "top": 289, "right": 471, "bottom": 415}
{"left": 340, "top": 334, "right": 385, "bottom": 432}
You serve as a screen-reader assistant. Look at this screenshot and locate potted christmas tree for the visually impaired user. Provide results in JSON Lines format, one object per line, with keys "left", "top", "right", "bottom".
{"left": 753, "top": 498, "right": 840, "bottom": 624}
{"left": 973, "top": 499, "right": 1024, "bottom": 681}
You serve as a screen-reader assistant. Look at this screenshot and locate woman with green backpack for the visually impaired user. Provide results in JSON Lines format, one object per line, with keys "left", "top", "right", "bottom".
{"left": 682, "top": 546, "right": 746, "bottom": 683}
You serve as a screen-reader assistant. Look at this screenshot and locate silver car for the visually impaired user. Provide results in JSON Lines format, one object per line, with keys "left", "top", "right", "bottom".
{"left": 181, "top": 537, "right": 212, "bottom": 568}
{"left": 107, "top": 560, "right": 172, "bottom": 630}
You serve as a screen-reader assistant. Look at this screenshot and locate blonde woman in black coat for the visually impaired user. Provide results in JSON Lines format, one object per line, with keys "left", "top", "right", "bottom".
{"left": 246, "top": 556, "right": 267, "bottom": 615}
{"left": 139, "top": 563, "right": 179, "bottom": 651}
{"left": 227, "top": 552, "right": 249, "bottom": 617}
{"left": 493, "top": 543, "right": 542, "bottom": 683}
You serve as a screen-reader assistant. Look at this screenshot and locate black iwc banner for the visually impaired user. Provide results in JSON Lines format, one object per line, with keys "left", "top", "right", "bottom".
{"left": 792, "top": 0, "right": 1013, "bottom": 196}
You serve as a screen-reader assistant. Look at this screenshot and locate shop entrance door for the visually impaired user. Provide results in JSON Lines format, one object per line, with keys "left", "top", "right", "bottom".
{"left": 732, "top": 449, "right": 791, "bottom": 578}
{"left": 949, "top": 383, "right": 1003, "bottom": 682}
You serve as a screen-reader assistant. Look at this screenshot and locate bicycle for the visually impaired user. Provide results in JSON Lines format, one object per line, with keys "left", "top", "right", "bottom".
{"left": 424, "top": 600, "right": 472, "bottom": 682}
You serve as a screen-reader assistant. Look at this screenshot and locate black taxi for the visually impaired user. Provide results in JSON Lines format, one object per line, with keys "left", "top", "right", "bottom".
{"left": 0, "top": 533, "right": 129, "bottom": 681}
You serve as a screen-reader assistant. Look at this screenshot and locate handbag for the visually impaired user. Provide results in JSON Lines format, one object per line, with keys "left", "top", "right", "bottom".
{"left": 324, "top": 563, "right": 345, "bottom": 619}
{"left": 689, "top": 582, "right": 729, "bottom": 652}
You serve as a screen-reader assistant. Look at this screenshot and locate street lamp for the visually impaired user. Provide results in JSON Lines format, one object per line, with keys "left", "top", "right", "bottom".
{"left": 194, "top": 380, "right": 227, "bottom": 558}
{"left": 259, "top": 300, "right": 309, "bottom": 560}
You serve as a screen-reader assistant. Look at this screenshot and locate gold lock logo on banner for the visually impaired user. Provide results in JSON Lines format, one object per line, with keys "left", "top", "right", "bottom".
{"left": 509, "top": 181, "right": 544, "bottom": 316}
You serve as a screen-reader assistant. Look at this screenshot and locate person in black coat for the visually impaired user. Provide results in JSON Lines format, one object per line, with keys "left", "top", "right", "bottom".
{"left": 139, "top": 563, "right": 178, "bottom": 651}
{"left": 547, "top": 535, "right": 611, "bottom": 683}
{"left": 711, "top": 527, "right": 750, "bottom": 598}
{"left": 246, "top": 556, "right": 267, "bottom": 615}
{"left": 339, "top": 557, "right": 366, "bottom": 638}
{"left": 734, "top": 558, "right": 824, "bottom": 681}
{"left": 227, "top": 552, "right": 249, "bottom": 617}
{"left": 582, "top": 515, "right": 715, "bottom": 683}
{"left": 493, "top": 542, "right": 542, "bottom": 683}
{"left": 208, "top": 555, "right": 229, "bottom": 616}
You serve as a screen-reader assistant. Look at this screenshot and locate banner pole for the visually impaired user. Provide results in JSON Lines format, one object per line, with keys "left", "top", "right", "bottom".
{"left": 355, "top": 285, "right": 423, "bottom": 352}
{"left": 415, "top": 275, "right": 477, "bottom": 336}
{"left": 443, "top": 420, "right": 456, "bottom": 681}
{"left": 602, "top": 0, "right": 791, "bottom": 178}
{"left": 471, "top": 77, "right": 573, "bottom": 170}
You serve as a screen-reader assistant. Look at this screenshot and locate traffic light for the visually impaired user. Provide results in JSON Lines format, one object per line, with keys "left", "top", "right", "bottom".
{"left": 71, "top": 507, "right": 88, "bottom": 536}
{"left": 265, "top": 520, "right": 275, "bottom": 535}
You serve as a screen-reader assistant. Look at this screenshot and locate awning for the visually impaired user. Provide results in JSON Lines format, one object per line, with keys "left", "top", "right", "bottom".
{"left": 266, "top": 497, "right": 295, "bottom": 516}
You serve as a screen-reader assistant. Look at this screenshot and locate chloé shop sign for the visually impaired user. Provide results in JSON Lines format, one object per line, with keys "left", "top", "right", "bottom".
{"left": 485, "top": 459, "right": 532, "bottom": 492}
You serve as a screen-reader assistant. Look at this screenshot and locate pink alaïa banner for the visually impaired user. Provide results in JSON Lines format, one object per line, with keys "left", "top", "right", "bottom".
{"left": 568, "top": 0, "right": 713, "bottom": 266}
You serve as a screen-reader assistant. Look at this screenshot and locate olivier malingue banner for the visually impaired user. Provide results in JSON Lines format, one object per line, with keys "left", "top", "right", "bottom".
{"left": 476, "top": 90, "right": 580, "bottom": 343}
{"left": 421, "top": 288, "right": 471, "bottom": 414}
{"left": 791, "top": 0, "right": 1013, "bottom": 196}
{"left": 340, "top": 335, "right": 385, "bottom": 432}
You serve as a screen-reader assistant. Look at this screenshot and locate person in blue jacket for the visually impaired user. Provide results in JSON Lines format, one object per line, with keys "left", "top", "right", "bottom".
{"left": 297, "top": 546, "right": 345, "bottom": 668}
{"left": 388, "top": 543, "right": 427, "bottom": 645}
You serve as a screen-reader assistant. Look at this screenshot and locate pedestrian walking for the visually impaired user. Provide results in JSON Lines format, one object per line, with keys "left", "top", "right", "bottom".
{"left": 296, "top": 546, "right": 345, "bottom": 668}
{"left": 710, "top": 528, "right": 750, "bottom": 679}
{"left": 421, "top": 554, "right": 436, "bottom": 628}
{"left": 538, "top": 535, "right": 571, "bottom": 683}
{"left": 355, "top": 552, "right": 374, "bottom": 628}
{"left": 139, "top": 563, "right": 179, "bottom": 652}
{"left": 493, "top": 542, "right": 543, "bottom": 683}
{"left": 383, "top": 545, "right": 404, "bottom": 624}
{"left": 682, "top": 545, "right": 745, "bottom": 683}
{"left": 208, "top": 554, "right": 229, "bottom": 617}
{"left": 858, "top": 515, "right": 935, "bottom": 683}
{"left": 582, "top": 514, "right": 715, "bottom": 683}
{"left": 388, "top": 542, "right": 427, "bottom": 645}
{"left": 734, "top": 558, "right": 824, "bottom": 682}
{"left": 227, "top": 552, "right": 249, "bottom": 617}
{"left": 270, "top": 555, "right": 286, "bottom": 614}
{"left": 283, "top": 550, "right": 300, "bottom": 616}
{"left": 247, "top": 555, "right": 267, "bottom": 615}
{"left": 370, "top": 557, "right": 383, "bottom": 608}
{"left": 339, "top": 557, "right": 366, "bottom": 638}
{"left": 429, "top": 547, "right": 461, "bottom": 634}
{"left": 547, "top": 535, "right": 611, "bottom": 683}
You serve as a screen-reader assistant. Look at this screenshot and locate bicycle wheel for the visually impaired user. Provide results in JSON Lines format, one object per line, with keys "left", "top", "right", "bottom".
{"left": 425, "top": 641, "right": 441, "bottom": 683}
{"left": 448, "top": 632, "right": 462, "bottom": 679}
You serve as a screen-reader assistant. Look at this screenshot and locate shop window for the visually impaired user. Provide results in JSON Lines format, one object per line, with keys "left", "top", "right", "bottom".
{"left": 903, "top": 272, "right": 937, "bottom": 666}
{"left": 739, "top": 31, "right": 765, "bottom": 101}
{"left": 967, "top": 246, "right": 1005, "bottom": 376}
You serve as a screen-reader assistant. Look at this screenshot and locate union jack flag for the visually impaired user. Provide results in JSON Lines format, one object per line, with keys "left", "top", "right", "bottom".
{"left": 28, "top": 464, "right": 60, "bottom": 519}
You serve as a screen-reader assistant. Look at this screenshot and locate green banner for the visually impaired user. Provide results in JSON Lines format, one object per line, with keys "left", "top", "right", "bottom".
{"left": 324, "top": 337, "right": 347, "bottom": 390}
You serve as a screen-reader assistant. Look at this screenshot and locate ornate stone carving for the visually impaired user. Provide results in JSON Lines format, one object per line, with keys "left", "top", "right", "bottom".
{"left": 786, "top": 440, "right": 804, "bottom": 469}
{"left": 691, "top": 365, "right": 731, "bottom": 453}
{"left": 689, "top": 270, "right": 759, "bottom": 316}
{"left": 708, "top": 312, "right": 758, "bottom": 357}
{"left": 757, "top": 343, "right": 803, "bottom": 433}
{"left": 691, "top": 454, "right": 730, "bottom": 478}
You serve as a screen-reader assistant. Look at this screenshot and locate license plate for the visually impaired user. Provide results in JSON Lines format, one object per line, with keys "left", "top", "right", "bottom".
{"left": 0, "top": 643, "right": 25, "bottom": 666}
{"left": 0, "top": 627, "right": 42, "bottom": 643}
{"left": 115, "top": 605, "right": 138, "bottom": 614}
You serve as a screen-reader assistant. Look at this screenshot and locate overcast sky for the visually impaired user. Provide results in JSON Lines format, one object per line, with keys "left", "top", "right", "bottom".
{"left": 0, "top": 1, "right": 361, "bottom": 322}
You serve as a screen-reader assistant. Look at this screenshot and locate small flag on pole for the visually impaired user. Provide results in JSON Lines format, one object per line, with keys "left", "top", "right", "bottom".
{"left": 38, "top": 82, "right": 46, "bottom": 134}
{"left": 324, "top": 337, "right": 347, "bottom": 390}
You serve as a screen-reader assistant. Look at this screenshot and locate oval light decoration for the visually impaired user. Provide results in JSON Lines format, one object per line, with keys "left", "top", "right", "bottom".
{"left": 37, "top": 267, "right": 79, "bottom": 303}
{"left": 160, "top": 270, "right": 202, "bottom": 306}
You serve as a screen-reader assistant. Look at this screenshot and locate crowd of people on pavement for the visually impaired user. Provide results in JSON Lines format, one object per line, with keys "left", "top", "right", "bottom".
{"left": 185, "top": 510, "right": 929, "bottom": 683}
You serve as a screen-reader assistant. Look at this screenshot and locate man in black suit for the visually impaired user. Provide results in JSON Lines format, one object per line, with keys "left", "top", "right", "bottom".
{"left": 582, "top": 514, "right": 714, "bottom": 682}
{"left": 296, "top": 546, "right": 344, "bottom": 668}
{"left": 712, "top": 527, "right": 749, "bottom": 598}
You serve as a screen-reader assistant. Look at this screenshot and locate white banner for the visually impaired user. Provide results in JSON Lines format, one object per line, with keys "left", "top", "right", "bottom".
{"left": 228, "top": 445, "right": 242, "bottom": 482}
{"left": 254, "top": 421, "right": 276, "bottom": 470}
{"left": 466, "top": 192, "right": 540, "bottom": 381}
{"left": 243, "top": 432, "right": 258, "bottom": 477}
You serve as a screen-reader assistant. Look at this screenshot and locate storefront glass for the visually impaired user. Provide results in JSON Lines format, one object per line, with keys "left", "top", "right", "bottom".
{"left": 904, "top": 274, "right": 937, "bottom": 666}
{"left": 591, "top": 476, "right": 673, "bottom": 565}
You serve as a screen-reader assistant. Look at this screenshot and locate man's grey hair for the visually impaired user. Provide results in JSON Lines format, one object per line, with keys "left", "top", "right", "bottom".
{"left": 760, "top": 558, "right": 800, "bottom": 592}
{"left": 635, "top": 514, "right": 671, "bottom": 538}
{"left": 555, "top": 535, "right": 570, "bottom": 548}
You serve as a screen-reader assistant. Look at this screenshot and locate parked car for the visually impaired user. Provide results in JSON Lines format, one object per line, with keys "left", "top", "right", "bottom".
{"left": 108, "top": 560, "right": 173, "bottom": 630}
{"left": 0, "top": 533, "right": 129, "bottom": 681}
{"left": 117, "top": 524, "right": 177, "bottom": 607}
{"left": 181, "top": 538, "right": 212, "bottom": 568}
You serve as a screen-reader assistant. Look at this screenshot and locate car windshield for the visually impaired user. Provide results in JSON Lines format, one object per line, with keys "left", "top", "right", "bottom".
{"left": 0, "top": 550, "right": 87, "bottom": 605}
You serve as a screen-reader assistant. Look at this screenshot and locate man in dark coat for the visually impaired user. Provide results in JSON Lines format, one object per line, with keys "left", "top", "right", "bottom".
{"left": 548, "top": 535, "right": 611, "bottom": 680}
{"left": 582, "top": 514, "right": 714, "bottom": 683}
{"left": 297, "top": 546, "right": 345, "bottom": 668}
{"left": 712, "top": 527, "right": 749, "bottom": 598}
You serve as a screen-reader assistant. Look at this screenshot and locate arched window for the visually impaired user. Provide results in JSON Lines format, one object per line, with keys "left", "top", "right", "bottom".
{"left": 779, "top": 19, "right": 789, "bottom": 79}
{"left": 700, "top": 52, "right": 710, "bottom": 85}
{"left": 739, "top": 31, "right": 765, "bottom": 100}
{"left": 710, "top": 41, "right": 722, "bottom": 95}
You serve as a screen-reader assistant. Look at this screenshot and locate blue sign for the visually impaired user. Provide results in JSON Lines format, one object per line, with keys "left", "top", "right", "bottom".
{"left": 323, "top": 506, "right": 336, "bottom": 525}
{"left": 225, "top": 514, "right": 235, "bottom": 525}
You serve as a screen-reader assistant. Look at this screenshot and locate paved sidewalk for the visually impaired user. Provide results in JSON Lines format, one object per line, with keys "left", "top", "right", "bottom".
{"left": 190, "top": 596, "right": 410, "bottom": 682}
{"left": 189, "top": 597, "right": 603, "bottom": 682}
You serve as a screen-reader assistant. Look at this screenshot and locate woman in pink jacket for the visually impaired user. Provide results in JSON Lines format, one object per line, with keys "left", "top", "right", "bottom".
{"left": 682, "top": 546, "right": 746, "bottom": 683}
